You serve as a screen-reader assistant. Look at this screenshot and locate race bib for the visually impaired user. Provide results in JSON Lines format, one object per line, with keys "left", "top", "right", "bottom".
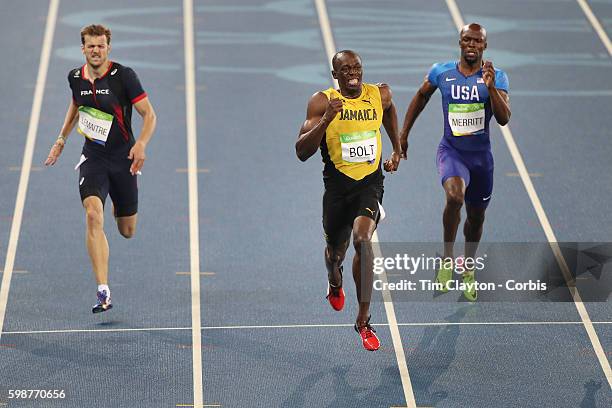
{"left": 77, "top": 106, "right": 113, "bottom": 144}
{"left": 340, "top": 130, "right": 377, "bottom": 163}
{"left": 448, "top": 103, "right": 485, "bottom": 136}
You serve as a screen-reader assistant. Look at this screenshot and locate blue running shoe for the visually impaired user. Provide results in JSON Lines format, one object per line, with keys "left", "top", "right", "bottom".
{"left": 92, "top": 289, "right": 112, "bottom": 313}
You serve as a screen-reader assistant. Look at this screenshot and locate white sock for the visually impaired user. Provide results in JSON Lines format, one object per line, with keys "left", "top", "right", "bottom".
{"left": 98, "top": 284, "right": 110, "bottom": 295}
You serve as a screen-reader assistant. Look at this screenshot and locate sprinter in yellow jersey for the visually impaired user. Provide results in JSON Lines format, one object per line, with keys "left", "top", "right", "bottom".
{"left": 296, "top": 50, "right": 401, "bottom": 351}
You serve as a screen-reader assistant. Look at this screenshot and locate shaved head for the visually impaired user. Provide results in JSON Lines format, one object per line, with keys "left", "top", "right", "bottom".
{"left": 460, "top": 23, "right": 486, "bottom": 40}
{"left": 458, "top": 22, "right": 487, "bottom": 65}
{"left": 332, "top": 50, "right": 361, "bottom": 71}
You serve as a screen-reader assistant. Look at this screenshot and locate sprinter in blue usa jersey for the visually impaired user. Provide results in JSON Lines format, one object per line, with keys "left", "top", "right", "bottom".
{"left": 399, "top": 23, "right": 511, "bottom": 301}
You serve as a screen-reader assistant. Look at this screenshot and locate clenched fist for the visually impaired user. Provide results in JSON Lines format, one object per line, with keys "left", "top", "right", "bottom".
{"left": 322, "top": 98, "right": 343, "bottom": 124}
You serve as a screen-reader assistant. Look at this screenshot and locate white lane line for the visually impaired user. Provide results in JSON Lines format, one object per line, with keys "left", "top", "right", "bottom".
{"left": 445, "top": 0, "right": 612, "bottom": 390}
{"left": 0, "top": 0, "right": 60, "bottom": 341}
{"left": 444, "top": 0, "right": 464, "bottom": 32}
{"left": 314, "top": 0, "right": 338, "bottom": 83}
{"left": 314, "top": 1, "right": 417, "bottom": 407}
{"left": 372, "top": 233, "right": 418, "bottom": 408}
{"left": 3, "top": 321, "right": 609, "bottom": 335}
{"left": 176, "top": 272, "right": 216, "bottom": 276}
{"left": 576, "top": 0, "right": 612, "bottom": 55}
{"left": 4, "top": 327, "right": 192, "bottom": 335}
{"left": 183, "top": 0, "right": 204, "bottom": 407}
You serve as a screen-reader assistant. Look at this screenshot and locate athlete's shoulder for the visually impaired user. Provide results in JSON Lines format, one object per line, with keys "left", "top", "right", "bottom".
{"left": 105, "top": 62, "right": 128, "bottom": 78}
{"left": 361, "top": 82, "right": 380, "bottom": 93}
{"left": 373, "top": 82, "right": 389, "bottom": 93}
{"left": 493, "top": 67, "right": 508, "bottom": 79}
{"left": 67, "top": 66, "right": 83, "bottom": 90}
{"left": 308, "top": 88, "right": 333, "bottom": 106}
{"left": 109, "top": 61, "right": 126, "bottom": 71}
{"left": 365, "top": 82, "right": 387, "bottom": 91}
{"left": 68, "top": 66, "right": 83, "bottom": 80}
{"left": 109, "top": 62, "right": 140, "bottom": 79}
{"left": 430, "top": 61, "right": 456, "bottom": 71}
{"left": 427, "top": 61, "right": 456, "bottom": 86}
{"left": 111, "top": 62, "right": 147, "bottom": 100}
{"left": 367, "top": 82, "right": 388, "bottom": 101}
{"left": 493, "top": 67, "right": 509, "bottom": 92}
{"left": 305, "top": 91, "right": 329, "bottom": 116}
{"left": 319, "top": 87, "right": 336, "bottom": 99}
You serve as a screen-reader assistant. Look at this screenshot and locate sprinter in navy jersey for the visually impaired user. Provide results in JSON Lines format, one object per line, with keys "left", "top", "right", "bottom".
{"left": 45, "top": 24, "right": 157, "bottom": 313}
{"left": 399, "top": 23, "right": 511, "bottom": 301}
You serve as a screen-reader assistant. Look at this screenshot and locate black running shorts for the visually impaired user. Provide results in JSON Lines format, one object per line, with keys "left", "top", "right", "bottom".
{"left": 77, "top": 152, "right": 138, "bottom": 217}
{"left": 322, "top": 182, "right": 383, "bottom": 247}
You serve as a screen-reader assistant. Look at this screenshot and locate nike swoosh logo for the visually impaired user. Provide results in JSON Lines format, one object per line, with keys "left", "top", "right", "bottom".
{"left": 483, "top": 195, "right": 491, "bottom": 201}
{"left": 445, "top": 78, "right": 456, "bottom": 82}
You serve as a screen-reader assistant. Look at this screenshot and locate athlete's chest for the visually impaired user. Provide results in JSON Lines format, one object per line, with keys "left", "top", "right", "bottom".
{"left": 73, "top": 78, "right": 120, "bottom": 112}
{"left": 334, "top": 98, "right": 382, "bottom": 127}
{"left": 439, "top": 71, "right": 489, "bottom": 103}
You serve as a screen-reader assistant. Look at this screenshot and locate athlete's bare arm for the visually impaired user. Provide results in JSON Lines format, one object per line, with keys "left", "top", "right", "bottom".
{"left": 378, "top": 84, "right": 401, "bottom": 172}
{"left": 128, "top": 96, "right": 157, "bottom": 175}
{"left": 482, "top": 61, "right": 511, "bottom": 126}
{"left": 296, "top": 92, "right": 342, "bottom": 162}
{"left": 45, "top": 99, "right": 79, "bottom": 166}
{"left": 399, "top": 79, "right": 437, "bottom": 159}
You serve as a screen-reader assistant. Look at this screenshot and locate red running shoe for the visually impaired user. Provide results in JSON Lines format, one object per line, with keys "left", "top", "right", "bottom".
{"left": 355, "top": 316, "right": 380, "bottom": 351}
{"left": 326, "top": 284, "right": 345, "bottom": 311}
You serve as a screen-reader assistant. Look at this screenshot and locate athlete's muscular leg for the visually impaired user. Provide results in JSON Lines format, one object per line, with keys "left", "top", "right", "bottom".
{"left": 111, "top": 203, "right": 137, "bottom": 238}
{"left": 442, "top": 176, "right": 466, "bottom": 259}
{"left": 83, "top": 196, "right": 109, "bottom": 285}
{"left": 464, "top": 204, "right": 486, "bottom": 260}
{"left": 115, "top": 214, "right": 137, "bottom": 239}
{"left": 325, "top": 240, "right": 349, "bottom": 288}
{"left": 352, "top": 215, "right": 377, "bottom": 324}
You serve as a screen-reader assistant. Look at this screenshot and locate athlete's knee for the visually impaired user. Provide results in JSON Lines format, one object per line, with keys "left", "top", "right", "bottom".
{"left": 445, "top": 190, "right": 464, "bottom": 209}
{"left": 84, "top": 202, "right": 104, "bottom": 230}
{"left": 116, "top": 216, "right": 137, "bottom": 239}
{"left": 443, "top": 177, "right": 465, "bottom": 209}
{"left": 86, "top": 210, "right": 103, "bottom": 229}
{"left": 118, "top": 224, "right": 136, "bottom": 239}
{"left": 352, "top": 232, "right": 372, "bottom": 252}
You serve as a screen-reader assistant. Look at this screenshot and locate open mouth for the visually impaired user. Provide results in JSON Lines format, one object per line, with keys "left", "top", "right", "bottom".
{"left": 348, "top": 78, "right": 359, "bottom": 86}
